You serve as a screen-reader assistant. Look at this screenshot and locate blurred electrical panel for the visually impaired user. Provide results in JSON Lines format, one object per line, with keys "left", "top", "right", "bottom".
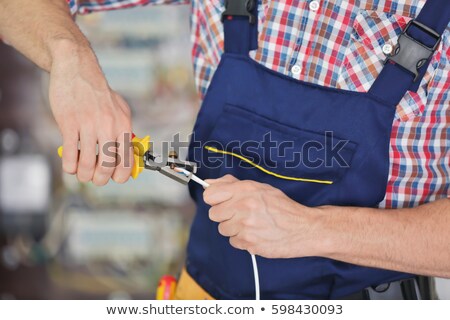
{"left": 65, "top": 209, "right": 183, "bottom": 264}
{"left": 0, "top": 155, "right": 51, "bottom": 214}
{"left": 0, "top": 41, "right": 54, "bottom": 239}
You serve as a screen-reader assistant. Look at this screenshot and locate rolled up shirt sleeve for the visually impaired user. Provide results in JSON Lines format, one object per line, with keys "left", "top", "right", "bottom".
{"left": 67, "top": 0, "right": 189, "bottom": 15}
{"left": 67, "top": 0, "right": 78, "bottom": 15}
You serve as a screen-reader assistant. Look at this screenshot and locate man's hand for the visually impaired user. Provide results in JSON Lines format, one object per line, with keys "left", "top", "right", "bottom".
{"left": 50, "top": 41, "right": 133, "bottom": 185}
{"left": 203, "top": 174, "right": 323, "bottom": 258}
{"left": 0, "top": 0, "right": 134, "bottom": 186}
{"left": 204, "top": 174, "right": 450, "bottom": 278}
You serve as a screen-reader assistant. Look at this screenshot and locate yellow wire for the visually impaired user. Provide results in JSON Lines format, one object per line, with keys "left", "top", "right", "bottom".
{"left": 204, "top": 146, "right": 333, "bottom": 185}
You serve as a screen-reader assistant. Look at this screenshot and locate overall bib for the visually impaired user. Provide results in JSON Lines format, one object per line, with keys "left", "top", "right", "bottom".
{"left": 186, "top": 0, "right": 450, "bottom": 299}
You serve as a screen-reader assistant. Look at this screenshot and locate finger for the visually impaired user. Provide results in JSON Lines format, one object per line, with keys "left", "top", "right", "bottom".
{"left": 204, "top": 177, "right": 250, "bottom": 205}
{"left": 112, "top": 131, "right": 133, "bottom": 184}
{"left": 208, "top": 201, "right": 236, "bottom": 222}
{"left": 218, "top": 219, "right": 240, "bottom": 237}
{"left": 203, "top": 183, "right": 234, "bottom": 206}
{"left": 229, "top": 236, "right": 246, "bottom": 251}
{"left": 77, "top": 129, "right": 97, "bottom": 182}
{"left": 205, "top": 174, "right": 238, "bottom": 185}
{"left": 92, "top": 139, "right": 116, "bottom": 186}
{"left": 61, "top": 131, "right": 79, "bottom": 175}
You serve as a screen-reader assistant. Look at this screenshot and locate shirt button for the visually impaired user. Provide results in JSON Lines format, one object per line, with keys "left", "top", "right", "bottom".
{"left": 291, "top": 64, "right": 302, "bottom": 75}
{"left": 309, "top": 0, "right": 320, "bottom": 11}
{"left": 382, "top": 43, "right": 393, "bottom": 55}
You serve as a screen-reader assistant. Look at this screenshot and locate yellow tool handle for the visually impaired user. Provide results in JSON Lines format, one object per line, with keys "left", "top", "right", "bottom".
{"left": 57, "top": 134, "right": 150, "bottom": 179}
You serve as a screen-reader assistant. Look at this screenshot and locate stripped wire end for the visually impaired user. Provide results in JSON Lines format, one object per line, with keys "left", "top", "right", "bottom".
{"left": 174, "top": 167, "right": 210, "bottom": 188}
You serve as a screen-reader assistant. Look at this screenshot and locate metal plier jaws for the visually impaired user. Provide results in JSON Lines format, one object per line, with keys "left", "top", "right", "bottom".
{"left": 143, "top": 151, "right": 197, "bottom": 185}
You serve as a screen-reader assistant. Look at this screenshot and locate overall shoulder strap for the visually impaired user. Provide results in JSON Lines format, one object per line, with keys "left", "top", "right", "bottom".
{"left": 222, "top": 0, "right": 449, "bottom": 106}
{"left": 222, "top": 0, "right": 258, "bottom": 55}
{"left": 369, "top": 0, "right": 450, "bottom": 106}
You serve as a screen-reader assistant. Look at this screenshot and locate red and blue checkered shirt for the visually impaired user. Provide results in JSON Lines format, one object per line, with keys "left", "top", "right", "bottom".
{"left": 68, "top": 0, "right": 450, "bottom": 209}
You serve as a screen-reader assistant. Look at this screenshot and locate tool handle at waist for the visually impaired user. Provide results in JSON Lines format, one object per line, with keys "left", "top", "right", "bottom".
{"left": 156, "top": 275, "right": 177, "bottom": 300}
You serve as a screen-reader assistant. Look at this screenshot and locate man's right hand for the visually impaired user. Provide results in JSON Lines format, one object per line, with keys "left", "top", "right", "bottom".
{"left": 49, "top": 40, "right": 134, "bottom": 186}
{"left": 0, "top": 0, "right": 134, "bottom": 185}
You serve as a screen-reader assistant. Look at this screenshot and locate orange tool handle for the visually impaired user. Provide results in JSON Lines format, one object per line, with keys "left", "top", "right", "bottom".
{"left": 156, "top": 275, "right": 177, "bottom": 300}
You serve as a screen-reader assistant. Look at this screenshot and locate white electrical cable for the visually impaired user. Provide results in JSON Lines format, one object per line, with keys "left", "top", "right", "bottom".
{"left": 191, "top": 172, "right": 211, "bottom": 188}
{"left": 250, "top": 253, "right": 260, "bottom": 300}
{"left": 175, "top": 167, "right": 261, "bottom": 300}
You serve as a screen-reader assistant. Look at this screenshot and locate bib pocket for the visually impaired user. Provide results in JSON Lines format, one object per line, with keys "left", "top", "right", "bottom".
{"left": 200, "top": 104, "right": 357, "bottom": 206}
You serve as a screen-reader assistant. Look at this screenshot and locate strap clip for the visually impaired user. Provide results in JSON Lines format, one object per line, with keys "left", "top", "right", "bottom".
{"left": 385, "top": 19, "right": 441, "bottom": 81}
{"left": 384, "top": 20, "right": 441, "bottom": 82}
{"left": 221, "top": 0, "right": 256, "bottom": 24}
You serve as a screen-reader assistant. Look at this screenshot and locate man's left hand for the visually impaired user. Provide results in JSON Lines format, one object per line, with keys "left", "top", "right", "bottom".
{"left": 203, "top": 174, "right": 324, "bottom": 258}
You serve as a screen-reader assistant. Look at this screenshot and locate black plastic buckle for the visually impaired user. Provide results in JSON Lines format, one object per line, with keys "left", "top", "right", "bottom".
{"left": 385, "top": 19, "right": 441, "bottom": 81}
{"left": 221, "top": 0, "right": 256, "bottom": 24}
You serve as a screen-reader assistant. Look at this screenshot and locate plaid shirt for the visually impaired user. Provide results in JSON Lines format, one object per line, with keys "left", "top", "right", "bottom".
{"left": 69, "top": 0, "right": 450, "bottom": 209}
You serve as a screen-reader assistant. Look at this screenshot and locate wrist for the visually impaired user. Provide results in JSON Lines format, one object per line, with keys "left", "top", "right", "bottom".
{"left": 283, "top": 203, "right": 337, "bottom": 259}
{"left": 306, "top": 205, "right": 340, "bottom": 258}
{"left": 48, "top": 36, "right": 91, "bottom": 65}
{"left": 48, "top": 37, "right": 109, "bottom": 91}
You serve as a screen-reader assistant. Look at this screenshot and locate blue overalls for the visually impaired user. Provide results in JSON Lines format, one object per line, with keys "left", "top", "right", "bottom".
{"left": 186, "top": 0, "right": 450, "bottom": 299}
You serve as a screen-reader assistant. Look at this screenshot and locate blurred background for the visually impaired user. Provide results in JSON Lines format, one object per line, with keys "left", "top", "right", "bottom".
{"left": 0, "top": 4, "right": 449, "bottom": 300}
{"left": 0, "top": 5, "right": 198, "bottom": 299}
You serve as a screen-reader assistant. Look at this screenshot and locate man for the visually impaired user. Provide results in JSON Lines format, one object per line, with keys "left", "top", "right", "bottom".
{"left": 0, "top": 0, "right": 448, "bottom": 299}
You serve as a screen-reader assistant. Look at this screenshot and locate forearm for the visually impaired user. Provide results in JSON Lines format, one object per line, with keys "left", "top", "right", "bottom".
{"left": 314, "top": 198, "right": 450, "bottom": 277}
{"left": 0, "top": 0, "right": 91, "bottom": 71}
